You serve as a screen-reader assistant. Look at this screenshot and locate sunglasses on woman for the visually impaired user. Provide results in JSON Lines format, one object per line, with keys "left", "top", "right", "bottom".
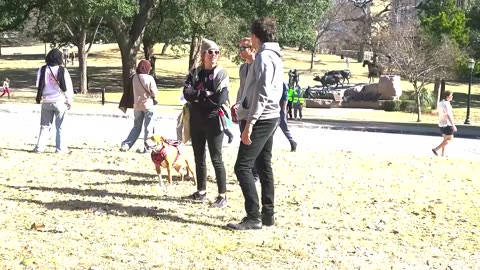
{"left": 239, "top": 46, "right": 251, "bottom": 51}
{"left": 207, "top": 50, "right": 220, "bottom": 55}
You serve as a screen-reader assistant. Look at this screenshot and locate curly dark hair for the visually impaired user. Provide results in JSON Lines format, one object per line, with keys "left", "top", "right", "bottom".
{"left": 442, "top": 90, "right": 452, "bottom": 100}
{"left": 250, "top": 17, "right": 277, "bottom": 43}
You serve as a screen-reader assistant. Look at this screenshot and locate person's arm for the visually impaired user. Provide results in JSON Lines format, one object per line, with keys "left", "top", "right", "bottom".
{"left": 182, "top": 72, "right": 199, "bottom": 102}
{"left": 63, "top": 68, "right": 74, "bottom": 106}
{"left": 246, "top": 55, "right": 273, "bottom": 126}
{"left": 203, "top": 87, "right": 228, "bottom": 109}
{"left": 149, "top": 76, "right": 158, "bottom": 98}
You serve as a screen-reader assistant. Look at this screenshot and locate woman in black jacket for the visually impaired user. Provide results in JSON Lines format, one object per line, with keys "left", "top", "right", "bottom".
{"left": 183, "top": 38, "right": 229, "bottom": 208}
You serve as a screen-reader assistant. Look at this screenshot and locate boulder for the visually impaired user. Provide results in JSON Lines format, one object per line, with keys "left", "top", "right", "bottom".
{"left": 378, "top": 75, "right": 402, "bottom": 98}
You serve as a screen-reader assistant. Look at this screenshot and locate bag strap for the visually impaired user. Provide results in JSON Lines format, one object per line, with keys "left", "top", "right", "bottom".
{"left": 135, "top": 74, "right": 154, "bottom": 98}
{"left": 46, "top": 65, "right": 70, "bottom": 108}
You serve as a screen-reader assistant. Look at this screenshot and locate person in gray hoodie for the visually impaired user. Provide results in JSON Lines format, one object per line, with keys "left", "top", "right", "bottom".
{"left": 227, "top": 17, "right": 283, "bottom": 230}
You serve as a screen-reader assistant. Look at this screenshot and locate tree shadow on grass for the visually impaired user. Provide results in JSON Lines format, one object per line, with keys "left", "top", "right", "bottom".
{"left": 0, "top": 54, "right": 45, "bottom": 61}
{"left": 5, "top": 184, "right": 161, "bottom": 201}
{"left": 65, "top": 169, "right": 194, "bottom": 187}
{"left": 67, "top": 168, "right": 153, "bottom": 179}
{"left": 450, "top": 93, "right": 480, "bottom": 109}
{"left": 9, "top": 198, "right": 225, "bottom": 229}
{"left": 0, "top": 147, "right": 34, "bottom": 153}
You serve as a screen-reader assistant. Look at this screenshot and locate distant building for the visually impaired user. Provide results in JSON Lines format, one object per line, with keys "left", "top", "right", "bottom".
{"left": 391, "top": 0, "right": 471, "bottom": 25}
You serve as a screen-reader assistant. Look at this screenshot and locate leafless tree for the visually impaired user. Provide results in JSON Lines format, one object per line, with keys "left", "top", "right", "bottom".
{"left": 344, "top": 0, "right": 391, "bottom": 62}
{"left": 310, "top": 0, "right": 352, "bottom": 70}
{"left": 383, "top": 24, "right": 459, "bottom": 122}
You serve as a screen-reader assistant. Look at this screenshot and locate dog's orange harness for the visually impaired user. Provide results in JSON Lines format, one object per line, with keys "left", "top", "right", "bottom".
{"left": 151, "top": 140, "right": 181, "bottom": 166}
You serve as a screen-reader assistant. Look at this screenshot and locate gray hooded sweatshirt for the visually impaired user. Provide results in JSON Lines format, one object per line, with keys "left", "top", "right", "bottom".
{"left": 237, "top": 42, "right": 283, "bottom": 125}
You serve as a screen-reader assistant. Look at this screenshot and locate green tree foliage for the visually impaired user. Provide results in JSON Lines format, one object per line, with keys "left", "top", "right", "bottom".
{"left": 33, "top": 0, "right": 106, "bottom": 94}
{"left": 0, "top": 0, "right": 47, "bottom": 32}
{"left": 417, "top": 0, "right": 469, "bottom": 46}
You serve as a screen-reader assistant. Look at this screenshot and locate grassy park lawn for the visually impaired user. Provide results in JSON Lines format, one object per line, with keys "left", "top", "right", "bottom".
{"left": 0, "top": 44, "right": 479, "bottom": 268}
{"left": 0, "top": 43, "right": 479, "bottom": 125}
{"left": 0, "top": 136, "right": 479, "bottom": 269}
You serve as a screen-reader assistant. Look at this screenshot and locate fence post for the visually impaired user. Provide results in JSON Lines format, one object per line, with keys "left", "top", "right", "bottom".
{"left": 102, "top": 88, "right": 105, "bottom": 106}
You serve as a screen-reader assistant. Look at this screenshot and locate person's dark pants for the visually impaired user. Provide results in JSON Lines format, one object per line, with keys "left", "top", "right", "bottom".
{"left": 293, "top": 103, "right": 303, "bottom": 119}
{"left": 279, "top": 110, "right": 294, "bottom": 142}
{"left": 238, "top": 121, "right": 259, "bottom": 178}
{"left": 234, "top": 118, "right": 279, "bottom": 219}
{"left": 190, "top": 117, "right": 226, "bottom": 194}
{"left": 287, "top": 101, "right": 293, "bottom": 119}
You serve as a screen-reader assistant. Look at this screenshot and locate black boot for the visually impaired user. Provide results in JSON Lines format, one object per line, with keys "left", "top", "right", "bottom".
{"left": 262, "top": 214, "right": 275, "bottom": 227}
{"left": 290, "top": 141, "right": 297, "bottom": 152}
{"left": 227, "top": 217, "right": 262, "bottom": 230}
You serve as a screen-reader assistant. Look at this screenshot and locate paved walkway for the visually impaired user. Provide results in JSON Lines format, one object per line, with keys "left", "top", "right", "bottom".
{"left": 1, "top": 103, "right": 479, "bottom": 139}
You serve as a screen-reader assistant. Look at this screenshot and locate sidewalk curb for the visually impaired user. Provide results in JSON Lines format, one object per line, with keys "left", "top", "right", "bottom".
{"left": 2, "top": 106, "right": 479, "bottom": 139}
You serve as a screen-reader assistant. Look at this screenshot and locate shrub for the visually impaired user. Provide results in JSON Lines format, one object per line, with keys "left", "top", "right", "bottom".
{"left": 383, "top": 100, "right": 400, "bottom": 111}
{"left": 400, "top": 100, "right": 416, "bottom": 112}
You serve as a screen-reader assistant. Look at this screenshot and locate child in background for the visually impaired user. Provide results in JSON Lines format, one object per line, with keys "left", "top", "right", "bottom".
{"left": 1, "top": 78, "right": 10, "bottom": 99}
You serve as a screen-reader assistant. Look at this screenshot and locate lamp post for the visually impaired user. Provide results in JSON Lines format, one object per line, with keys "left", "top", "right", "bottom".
{"left": 464, "top": 58, "right": 475, "bottom": 125}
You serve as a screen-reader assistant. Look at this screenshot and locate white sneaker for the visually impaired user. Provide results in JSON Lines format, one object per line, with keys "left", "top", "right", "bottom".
{"left": 119, "top": 144, "right": 129, "bottom": 152}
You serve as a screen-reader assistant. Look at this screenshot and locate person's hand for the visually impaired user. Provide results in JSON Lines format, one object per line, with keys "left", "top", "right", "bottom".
{"left": 197, "top": 90, "right": 206, "bottom": 100}
{"left": 65, "top": 101, "right": 71, "bottom": 110}
{"left": 231, "top": 104, "right": 239, "bottom": 123}
{"left": 241, "top": 124, "right": 252, "bottom": 145}
{"left": 453, "top": 125, "right": 457, "bottom": 132}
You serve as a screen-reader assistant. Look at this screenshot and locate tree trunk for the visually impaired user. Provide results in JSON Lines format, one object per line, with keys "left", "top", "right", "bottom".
{"left": 310, "top": 50, "right": 315, "bottom": 70}
{"left": 161, "top": 41, "right": 169, "bottom": 55}
{"left": 143, "top": 40, "right": 154, "bottom": 60}
{"left": 415, "top": 87, "right": 422, "bottom": 122}
{"left": 357, "top": 43, "right": 365, "bottom": 62}
{"left": 440, "top": 79, "right": 446, "bottom": 100}
{"left": 188, "top": 33, "right": 201, "bottom": 71}
{"left": 433, "top": 78, "right": 440, "bottom": 109}
{"left": 298, "top": 44, "right": 304, "bottom": 51}
{"left": 106, "top": 0, "right": 155, "bottom": 94}
{"left": 77, "top": 30, "right": 88, "bottom": 94}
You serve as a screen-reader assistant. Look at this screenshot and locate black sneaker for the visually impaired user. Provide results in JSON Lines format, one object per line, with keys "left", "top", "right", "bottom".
{"left": 211, "top": 196, "right": 227, "bottom": 208}
{"left": 290, "top": 141, "right": 297, "bottom": 152}
{"left": 187, "top": 191, "right": 207, "bottom": 202}
{"left": 227, "top": 217, "right": 262, "bottom": 230}
{"left": 262, "top": 214, "right": 275, "bottom": 227}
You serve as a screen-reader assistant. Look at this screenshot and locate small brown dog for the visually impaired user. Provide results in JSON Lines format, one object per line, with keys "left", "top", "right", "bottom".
{"left": 146, "top": 134, "right": 196, "bottom": 187}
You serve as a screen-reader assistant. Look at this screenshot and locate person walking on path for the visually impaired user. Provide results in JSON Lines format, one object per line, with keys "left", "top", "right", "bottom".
{"left": 432, "top": 91, "right": 457, "bottom": 157}
{"left": 33, "top": 49, "right": 74, "bottom": 154}
{"left": 345, "top": 56, "right": 350, "bottom": 69}
{"left": 280, "top": 82, "right": 297, "bottom": 152}
{"left": 183, "top": 38, "right": 230, "bottom": 209}
{"left": 231, "top": 37, "right": 260, "bottom": 182}
{"left": 1, "top": 78, "right": 10, "bottom": 99}
{"left": 119, "top": 59, "right": 158, "bottom": 153}
{"left": 227, "top": 17, "right": 283, "bottom": 230}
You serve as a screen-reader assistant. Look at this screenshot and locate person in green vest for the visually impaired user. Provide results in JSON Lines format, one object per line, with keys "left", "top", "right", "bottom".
{"left": 292, "top": 86, "right": 304, "bottom": 120}
{"left": 287, "top": 85, "right": 294, "bottom": 120}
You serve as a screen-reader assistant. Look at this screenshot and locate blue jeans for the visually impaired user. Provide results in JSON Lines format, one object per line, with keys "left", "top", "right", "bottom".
{"left": 34, "top": 102, "right": 68, "bottom": 152}
{"left": 122, "top": 109, "right": 154, "bottom": 149}
{"left": 234, "top": 118, "right": 279, "bottom": 219}
{"left": 279, "top": 110, "right": 294, "bottom": 142}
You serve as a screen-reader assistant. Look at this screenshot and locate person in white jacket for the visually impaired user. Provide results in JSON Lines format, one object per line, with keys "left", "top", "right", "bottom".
{"left": 33, "top": 49, "right": 74, "bottom": 154}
